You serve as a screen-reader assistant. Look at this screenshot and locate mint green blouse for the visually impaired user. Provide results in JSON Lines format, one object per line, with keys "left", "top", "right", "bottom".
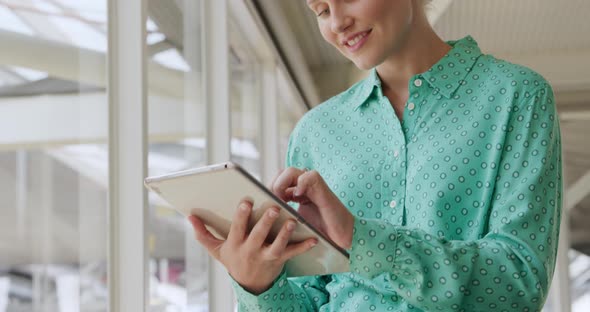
{"left": 231, "top": 35, "right": 563, "bottom": 311}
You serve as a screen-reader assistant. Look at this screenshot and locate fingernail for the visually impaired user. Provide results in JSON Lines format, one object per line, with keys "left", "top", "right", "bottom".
{"left": 293, "top": 188, "right": 301, "bottom": 197}
{"left": 310, "top": 239, "right": 318, "bottom": 247}
{"left": 240, "top": 202, "right": 250, "bottom": 211}
{"left": 268, "top": 208, "right": 279, "bottom": 218}
{"left": 286, "top": 221, "right": 296, "bottom": 231}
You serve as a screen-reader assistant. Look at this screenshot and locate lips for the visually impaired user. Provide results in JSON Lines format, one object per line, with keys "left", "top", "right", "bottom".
{"left": 342, "top": 29, "right": 372, "bottom": 52}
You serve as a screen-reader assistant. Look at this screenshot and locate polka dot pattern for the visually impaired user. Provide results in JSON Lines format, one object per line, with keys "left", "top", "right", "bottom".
{"left": 231, "top": 35, "right": 562, "bottom": 312}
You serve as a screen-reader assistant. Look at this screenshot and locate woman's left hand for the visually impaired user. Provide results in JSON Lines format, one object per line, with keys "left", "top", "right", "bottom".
{"left": 269, "top": 167, "right": 354, "bottom": 250}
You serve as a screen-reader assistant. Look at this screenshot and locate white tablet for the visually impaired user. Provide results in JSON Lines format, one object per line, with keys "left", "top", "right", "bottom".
{"left": 144, "top": 162, "right": 350, "bottom": 277}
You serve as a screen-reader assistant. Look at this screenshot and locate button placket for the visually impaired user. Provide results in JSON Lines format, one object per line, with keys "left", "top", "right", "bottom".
{"left": 403, "top": 82, "right": 425, "bottom": 139}
{"left": 407, "top": 77, "right": 422, "bottom": 114}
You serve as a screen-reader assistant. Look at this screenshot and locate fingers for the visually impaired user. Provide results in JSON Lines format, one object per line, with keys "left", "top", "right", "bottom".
{"left": 293, "top": 169, "right": 319, "bottom": 198}
{"left": 188, "top": 215, "right": 224, "bottom": 259}
{"left": 266, "top": 219, "right": 297, "bottom": 259}
{"left": 272, "top": 167, "right": 305, "bottom": 201}
{"left": 282, "top": 238, "right": 318, "bottom": 261}
{"left": 227, "top": 200, "right": 252, "bottom": 244}
{"left": 246, "top": 206, "right": 280, "bottom": 248}
{"left": 267, "top": 168, "right": 285, "bottom": 190}
{"left": 294, "top": 170, "right": 333, "bottom": 207}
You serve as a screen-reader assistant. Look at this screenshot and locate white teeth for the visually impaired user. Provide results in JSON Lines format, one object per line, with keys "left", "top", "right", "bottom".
{"left": 347, "top": 33, "right": 366, "bottom": 47}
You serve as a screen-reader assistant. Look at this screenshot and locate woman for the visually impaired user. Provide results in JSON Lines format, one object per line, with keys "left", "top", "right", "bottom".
{"left": 189, "top": 0, "right": 563, "bottom": 311}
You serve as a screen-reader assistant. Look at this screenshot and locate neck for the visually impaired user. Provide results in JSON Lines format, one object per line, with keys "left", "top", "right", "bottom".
{"left": 376, "top": 7, "right": 451, "bottom": 95}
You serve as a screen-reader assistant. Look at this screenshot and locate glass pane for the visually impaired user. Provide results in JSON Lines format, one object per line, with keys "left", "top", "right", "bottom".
{"left": 229, "top": 18, "right": 262, "bottom": 179}
{"left": 0, "top": 1, "right": 108, "bottom": 311}
{"left": 278, "top": 68, "right": 305, "bottom": 169}
{"left": 567, "top": 117, "right": 590, "bottom": 312}
{"left": 572, "top": 247, "right": 590, "bottom": 311}
{"left": 146, "top": 1, "right": 208, "bottom": 311}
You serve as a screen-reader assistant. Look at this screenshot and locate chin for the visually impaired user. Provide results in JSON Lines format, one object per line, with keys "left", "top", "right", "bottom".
{"left": 351, "top": 57, "right": 378, "bottom": 71}
{"left": 354, "top": 62, "right": 373, "bottom": 71}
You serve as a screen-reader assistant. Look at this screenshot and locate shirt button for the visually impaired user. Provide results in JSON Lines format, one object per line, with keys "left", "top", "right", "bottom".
{"left": 408, "top": 102, "right": 416, "bottom": 110}
{"left": 414, "top": 79, "right": 423, "bottom": 87}
{"left": 389, "top": 200, "right": 397, "bottom": 208}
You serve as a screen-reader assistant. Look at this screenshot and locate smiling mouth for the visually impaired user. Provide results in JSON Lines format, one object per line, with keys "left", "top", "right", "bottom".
{"left": 345, "top": 30, "right": 371, "bottom": 47}
{"left": 343, "top": 29, "right": 372, "bottom": 51}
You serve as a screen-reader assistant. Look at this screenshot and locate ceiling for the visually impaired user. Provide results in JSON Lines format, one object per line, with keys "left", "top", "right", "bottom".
{"left": 435, "top": 0, "right": 590, "bottom": 55}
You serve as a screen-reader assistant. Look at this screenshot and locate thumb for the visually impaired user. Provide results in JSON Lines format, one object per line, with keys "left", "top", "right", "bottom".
{"left": 188, "top": 215, "right": 224, "bottom": 260}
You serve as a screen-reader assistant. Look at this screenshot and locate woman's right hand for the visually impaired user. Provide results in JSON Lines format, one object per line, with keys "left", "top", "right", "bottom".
{"left": 188, "top": 199, "right": 318, "bottom": 295}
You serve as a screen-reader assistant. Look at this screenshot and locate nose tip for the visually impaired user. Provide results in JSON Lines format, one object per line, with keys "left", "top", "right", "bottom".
{"left": 331, "top": 15, "right": 353, "bottom": 34}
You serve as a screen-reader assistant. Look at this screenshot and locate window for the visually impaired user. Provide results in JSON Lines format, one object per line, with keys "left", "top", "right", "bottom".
{"left": 0, "top": 1, "right": 108, "bottom": 310}
{"left": 0, "top": 0, "right": 311, "bottom": 310}
{"left": 278, "top": 68, "right": 306, "bottom": 169}
{"left": 146, "top": 0, "right": 208, "bottom": 310}
{"left": 229, "top": 14, "right": 263, "bottom": 179}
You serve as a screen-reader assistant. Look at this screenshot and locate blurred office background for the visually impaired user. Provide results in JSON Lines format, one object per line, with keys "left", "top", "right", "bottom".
{"left": 0, "top": 0, "right": 588, "bottom": 311}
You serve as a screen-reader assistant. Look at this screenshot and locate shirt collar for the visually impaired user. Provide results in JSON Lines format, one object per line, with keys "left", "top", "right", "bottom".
{"left": 351, "top": 35, "right": 483, "bottom": 111}
{"left": 349, "top": 67, "right": 382, "bottom": 111}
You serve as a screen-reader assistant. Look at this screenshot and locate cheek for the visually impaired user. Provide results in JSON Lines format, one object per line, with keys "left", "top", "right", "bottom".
{"left": 319, "top": 25, "right": 340, "bottom": 49}
{"left": 367, "top": 0, "right": 412, "bottom": 30}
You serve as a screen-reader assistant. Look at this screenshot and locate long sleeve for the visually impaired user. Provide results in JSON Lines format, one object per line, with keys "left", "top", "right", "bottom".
{"left": 231, "top": 270, "right": 331, "bottom": 311}
{"left": 231, "top": 126, "right": 332, "bottom": 311}
{"left": 349, "top": 83, "right": 562, "bottom": 311}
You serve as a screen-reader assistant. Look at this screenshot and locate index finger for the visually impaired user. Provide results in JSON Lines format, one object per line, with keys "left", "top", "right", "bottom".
{"left": 227, "top": 199, "right": 252, "bottom": 245}
{"left": 267, "top": 168, "right": 285, "bottom": 191}
{"left": 272, "top": 167, "right": 305, "bottom": 201}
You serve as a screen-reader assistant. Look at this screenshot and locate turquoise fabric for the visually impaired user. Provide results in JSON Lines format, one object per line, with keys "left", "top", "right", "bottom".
{"left": 231, "top": 35, "right": 563, "bottom": 311}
